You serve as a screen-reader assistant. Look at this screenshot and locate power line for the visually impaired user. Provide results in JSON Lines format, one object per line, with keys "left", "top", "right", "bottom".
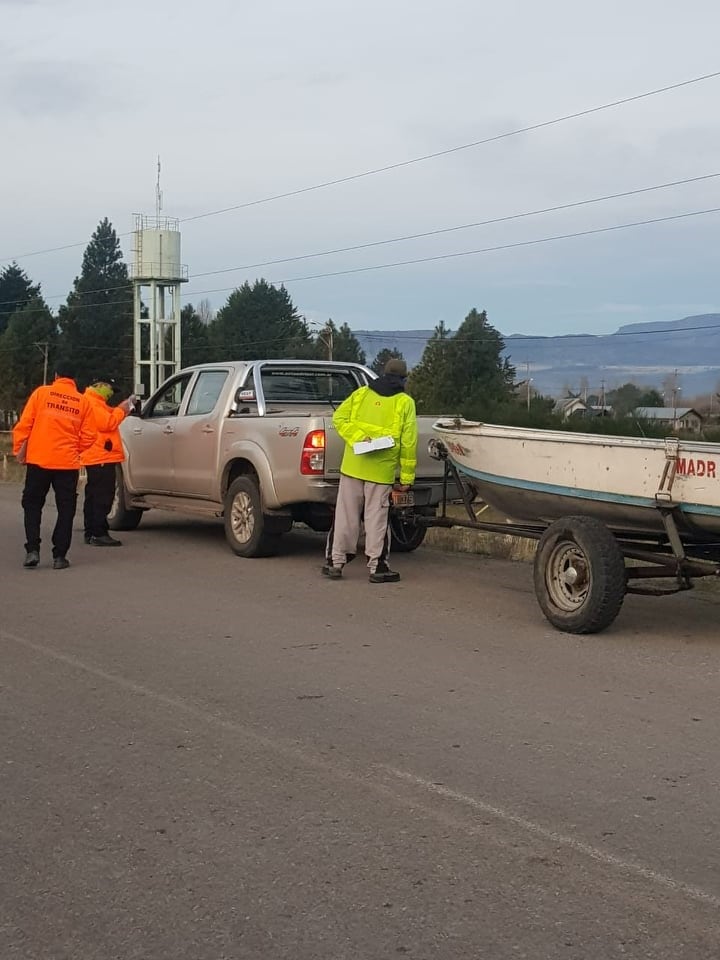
{"left": 4, "top": 203, "right": 720, "bottom": 318}
{"left": 8, "top": 168, "right": 720, "bottom": 308}
{"left": 183, "top": 205, "right": 720, "bottom": 298}
{"left": 169, "top": 171, "right": 720, "bottom": 283}
{"left": 3, "top": 67, "right": 720, "bottom": 264}
{"left": 354, "top": 320, "right": 720, "bottom": 343}
{"left": 178, "top": 69, "right": 720, "bottom": 224}
{"left": 2, "top": 317, "right": 720, "bottom": 364}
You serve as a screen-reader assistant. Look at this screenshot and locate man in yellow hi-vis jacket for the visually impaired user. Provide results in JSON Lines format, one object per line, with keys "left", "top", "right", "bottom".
{"left": 326, "top": 358, "right": 417, "bottom": 583}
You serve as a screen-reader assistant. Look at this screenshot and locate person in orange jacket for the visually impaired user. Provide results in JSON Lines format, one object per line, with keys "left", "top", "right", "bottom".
{"left": 81, "top": 377, "right": 135, "bottom": 546}
{"left": 13, "top": 364, "right": 96, "bottom": 569}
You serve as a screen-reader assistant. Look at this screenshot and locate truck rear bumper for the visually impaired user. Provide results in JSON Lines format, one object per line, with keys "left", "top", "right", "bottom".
{"left": 307, "top": 478, "right": 455, "bottom": 509}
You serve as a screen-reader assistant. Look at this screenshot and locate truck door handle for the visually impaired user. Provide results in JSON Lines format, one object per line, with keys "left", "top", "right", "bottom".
{"left": 162, "top": 426, "right": 174, "bottom": 435}
{"left": 202, "top": 425, "right": 215, "bottom": 434}
{"left": 132, "top": 427, "right": 143, "bottom": 434}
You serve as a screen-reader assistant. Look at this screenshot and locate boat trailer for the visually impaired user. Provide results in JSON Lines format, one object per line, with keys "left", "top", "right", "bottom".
{"left": 405, "top": 438, "right": 720, "bottom": 635}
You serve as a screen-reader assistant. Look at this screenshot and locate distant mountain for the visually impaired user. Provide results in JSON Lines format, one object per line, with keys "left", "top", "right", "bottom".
{"left": 355, "top": 314, "right": 720, "bottom": 398}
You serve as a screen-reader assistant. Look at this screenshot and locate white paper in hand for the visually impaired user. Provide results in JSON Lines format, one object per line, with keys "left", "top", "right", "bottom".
{"left": 352, "top": 435, "right": 395, "bottom": 455}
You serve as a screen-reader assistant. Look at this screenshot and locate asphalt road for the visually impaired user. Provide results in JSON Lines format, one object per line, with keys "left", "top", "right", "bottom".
{"left": 2, "top": 483, "right": 720, "bottom": 960}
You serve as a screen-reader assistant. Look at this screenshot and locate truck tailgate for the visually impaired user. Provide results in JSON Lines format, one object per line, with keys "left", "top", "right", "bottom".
{"left": 415, "top": 416, "right": 442, "bottom": 478}
{"left": 324, "top": 415, "right": 441, "bottom": 482}
{"left": 323, "top": 418, "right": 345, "bottom": 478}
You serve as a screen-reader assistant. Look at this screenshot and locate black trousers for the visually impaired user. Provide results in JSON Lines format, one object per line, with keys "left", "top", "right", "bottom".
{"left": 22, "top": 465, "right": 79, "bottom": 558}
{"left": 83, "top": 463, "right": 117, "bottom": 538}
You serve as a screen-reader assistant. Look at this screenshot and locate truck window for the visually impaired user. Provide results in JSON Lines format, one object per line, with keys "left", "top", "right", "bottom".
{"left": 145, "top": 374, "right": 193, "bottom": 418}
{"left": 185, "top": 370, "right": 229, "bottom": 417}
{"left": 259, "top": 369, "right": 359, "bottom": 403}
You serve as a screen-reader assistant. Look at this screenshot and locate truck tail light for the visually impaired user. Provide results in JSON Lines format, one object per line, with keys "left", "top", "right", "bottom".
{"left": 300, "top": 429, "right": 326, "bottom": 475}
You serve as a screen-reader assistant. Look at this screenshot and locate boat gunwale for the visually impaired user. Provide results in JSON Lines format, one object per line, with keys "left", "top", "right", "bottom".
{"left": 432, "top": 419, "right": 717, "bottom": 455}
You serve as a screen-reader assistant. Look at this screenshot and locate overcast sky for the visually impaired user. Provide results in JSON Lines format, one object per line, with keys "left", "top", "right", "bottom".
{"left": 2, "top": 0, "right": 720, "bottom": 340}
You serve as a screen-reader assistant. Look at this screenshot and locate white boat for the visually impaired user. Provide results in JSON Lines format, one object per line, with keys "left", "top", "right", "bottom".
{"left": 432, "top": 419, "right": 720, "bottom": 539}
{"left": 427, "top": 419, "right": 720, "bottom": 635}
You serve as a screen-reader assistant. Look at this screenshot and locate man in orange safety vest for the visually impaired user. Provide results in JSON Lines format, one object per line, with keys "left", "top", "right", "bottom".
{"left": 13, "top": 364, "right": 96, "bottom": 569}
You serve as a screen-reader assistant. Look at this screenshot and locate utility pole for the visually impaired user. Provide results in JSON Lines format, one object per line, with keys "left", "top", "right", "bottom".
{"left": 326, "top": 323, "right": 333, "bottom": 362}
{"left": 308, "top": 318, "right": 333, "bottom": 361}
{"left": 525, "top": 360, "right": 532, "bottom": 411}
{"left": 34, "top": 341, "right": 49, "bottom": 384}
{"left": 671, "top": 369, "right": 680, "bottom": 429}
{"left": 600, "top": 379, "right": 606, "bottom": 413}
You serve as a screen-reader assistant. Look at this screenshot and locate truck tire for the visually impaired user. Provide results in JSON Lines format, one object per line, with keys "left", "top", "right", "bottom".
{"left": 533, "top": 516, "right": 626, "bottom": 635}
{"left": 389, "top": 513, "right": 427, "bottom": 552}
{"left": 107, "top": 466, "right": 144, "bottom": 531}
{"left": 224, "top": 476, "right": 281, "bottom": 558}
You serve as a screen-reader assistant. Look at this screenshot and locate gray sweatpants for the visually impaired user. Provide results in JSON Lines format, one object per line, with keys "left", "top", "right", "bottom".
{"left": 330, "top": 474, "right": 392, "bottom": 574}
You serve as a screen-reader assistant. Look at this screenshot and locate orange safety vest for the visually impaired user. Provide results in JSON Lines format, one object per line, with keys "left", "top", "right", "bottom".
{"left": 81, "top": 388, "right": 128, "bottom": 466}
{"left": 12, "top": 377, "right": 96, "bottom": 470}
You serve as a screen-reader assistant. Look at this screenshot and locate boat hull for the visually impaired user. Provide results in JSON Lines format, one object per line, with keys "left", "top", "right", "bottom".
{"left": 432, "top": 420, "right": 720, "bottom": 539}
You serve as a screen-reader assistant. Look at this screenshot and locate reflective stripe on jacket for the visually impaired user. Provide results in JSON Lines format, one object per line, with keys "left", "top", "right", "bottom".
{"left": 332, "top": 386, "right": 418, "bottom": 485}
{"left": 12, "top": 377, "right": 96, "bottom": 470}
{"left": 81, "top": 388, "right": 127, "bottom": 466}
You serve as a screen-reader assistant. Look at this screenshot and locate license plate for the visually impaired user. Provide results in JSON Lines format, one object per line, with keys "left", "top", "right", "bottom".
{"left": 391, "top": 491, "right": 414, "bottom": 507}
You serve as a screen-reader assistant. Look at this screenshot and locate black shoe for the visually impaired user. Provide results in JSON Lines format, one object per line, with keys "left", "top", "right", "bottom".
{"left": 369, "top": 566, "right": 401, "bottom": 583}
{"left": 326, "top": 564, "right": 343, "bottom": 580}
{"left": 88, "top": 535, "right": 122, "bottom": 547}
{"left": 84, "top": 534, "right": 92, "bottom": 544}
{"left": 322, "top": 550, "right": 357, "bottom": 575}
{"left": 52, "top": 557, "right": 70, "bottom": 570}
{"left": 23, "top": 550, "right": 40, "bottom": 568}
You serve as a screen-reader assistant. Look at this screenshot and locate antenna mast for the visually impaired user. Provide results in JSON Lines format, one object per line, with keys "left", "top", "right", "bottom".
{"left": 155, "top": 155, "right": 163, "bottom": 219}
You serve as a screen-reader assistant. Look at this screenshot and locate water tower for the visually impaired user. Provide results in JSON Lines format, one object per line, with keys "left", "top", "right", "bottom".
{"left": 130, "top": 161, "right": 188, "bottom": 397}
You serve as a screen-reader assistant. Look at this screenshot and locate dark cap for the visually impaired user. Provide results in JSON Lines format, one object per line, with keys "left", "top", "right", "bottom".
{"left": 90, "top": 376, "right": 119, "bottom": 391}
{"left": 384, "top": 358, "right": 408, "bottom": 378}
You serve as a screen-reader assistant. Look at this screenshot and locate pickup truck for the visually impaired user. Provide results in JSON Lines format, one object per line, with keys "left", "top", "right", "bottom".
{"left": 110, "top": 359, "right": 450, "bottom": 557}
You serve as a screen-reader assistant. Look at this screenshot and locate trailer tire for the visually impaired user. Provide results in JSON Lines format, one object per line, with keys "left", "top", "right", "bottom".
{"left": 107, "top": 467, "right": 144, "bottom": 531}
{"left": 534, "top": 516, "right": 626, "bottom": 634}
{"left": 224, "top": 476, "right": 281, "bottom": 558}
{"left": 389, "top": 513, "right": 427, "bottom": 552}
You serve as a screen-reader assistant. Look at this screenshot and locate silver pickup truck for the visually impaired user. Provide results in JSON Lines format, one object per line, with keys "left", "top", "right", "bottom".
{"left": 110, "top": 359, "right": 449, "bottom": 557}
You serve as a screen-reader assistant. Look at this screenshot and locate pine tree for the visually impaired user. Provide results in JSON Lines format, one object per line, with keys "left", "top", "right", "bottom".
{"left": 0, "top": 262, "right": 41, "bottom": 336}
{"left": 447, "top": 308, "right": 515, "bottom": 418}
{"left": 180, "top": 303, "right": 210, "bottom": 367}
{"left": 408, "top": 311, "right": 515, "bottom": 417}
{"left": 370, "top": 346, "right": 404, "bottom": 375}
{"left": 57, "top": 218, "right": 133, "bottom": 387}
{"left": 0, "top": 297, "right": 57, "bottom": 410}
{"left": 406, "top": 320, "right": 455, "bottom": 414}
{"left": 209, "top": 279, "right": 313, "bottom": 360}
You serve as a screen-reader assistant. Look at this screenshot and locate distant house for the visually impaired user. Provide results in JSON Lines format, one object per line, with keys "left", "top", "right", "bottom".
{"left": 557, "top": 396, "right": 587, "bottom": 420}
{"left": 557, "top": 397, "right": 613, "bottom": 420}
{"left": 586, "top": 404, "right": 613, "bottom": 418}
{"left": 634, "top": 407, "right": 703, "bottom": 433}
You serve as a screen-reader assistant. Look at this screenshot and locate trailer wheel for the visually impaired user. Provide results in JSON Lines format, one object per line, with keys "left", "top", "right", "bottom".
{"left": 389, "top": 513, "right": 427, "bottom": 552}
{"left": 224, "top": 476, "right": 281, "bottom": 558}
{"left": 108, "top": 466, "right": 144, "bottom": 531}
{"left": 534, "top": 516, "right": 626, "bottom": 634}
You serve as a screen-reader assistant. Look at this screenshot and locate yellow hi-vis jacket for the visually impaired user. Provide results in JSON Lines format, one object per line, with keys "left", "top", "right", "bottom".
{"left": 333, "top": 385, "right": 418, "bottom": 486}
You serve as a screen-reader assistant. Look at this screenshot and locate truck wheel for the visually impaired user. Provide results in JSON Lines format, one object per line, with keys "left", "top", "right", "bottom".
{"left": 533, "top": 516, "right": 626, "bottom": 635}
{"left": 224, "top": 476, "right": 281, "bottom": 558}
{"left": 389, "top": 513, "right": 427, "bottom": 552}
{"left": 107, "top": 466, "right": 144, "bottom": 531}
